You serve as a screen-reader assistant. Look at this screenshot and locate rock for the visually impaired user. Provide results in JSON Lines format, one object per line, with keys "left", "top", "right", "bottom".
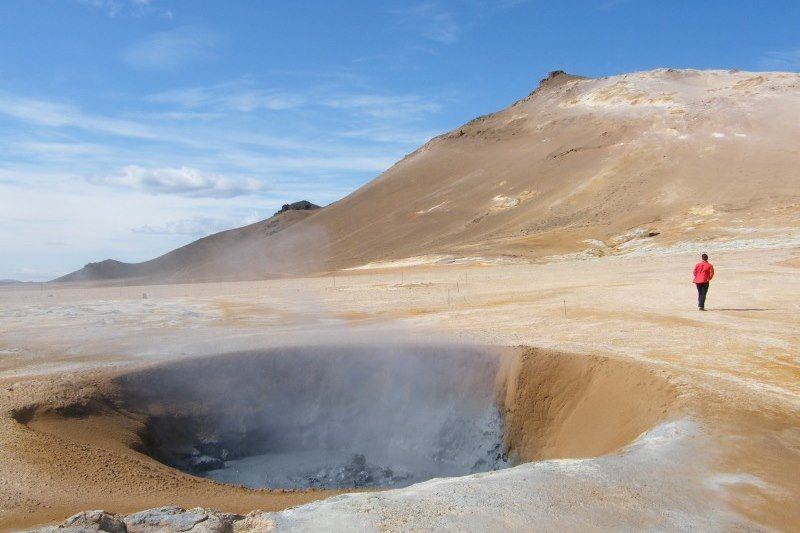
{"left": 28, "top": 526, "right": 83, "bottom": 533}
{"left": 187, "top": 454, "right": 225, "bottom": 471}
{"left": 182, "top": 439, "right": 228, "bottom": 472}
{"left": 65, "top": 510, "right": 127, "bottom": 532}
{"left": 542, "top": 69, "right": 566, "bottom": 82}
{"left": 304, "top": 453, "right": 411, "bottom": 489}
{"left": 195, "top": 440, "right": 228, "bottom": 460}
{"left": 232, "top": 512, "right": 277, "bottom": 533}
{"left": 273, "top": 200, "right": 320, "bottom": 216}
{"left": 350, "top": 453, "right": 367, "bottom": 469}
{"left": 124, "top": 506, "right": 210, "bottom": 533}
{"left": 32, "top": 510, "right": 127, "bottom": 532}
{"left": 181, "top": 513, "right": 231, "bottom": 533}
{"left": 531, "top": 69, "right": 588, "bottom": 96}
{"left": 29, "top": 508, "right": 254, "bottom": 533}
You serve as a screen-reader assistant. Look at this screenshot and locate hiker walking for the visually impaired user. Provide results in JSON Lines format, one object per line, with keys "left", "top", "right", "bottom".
{"left": 693, "top": 253, "right": 715, "bottom": 311}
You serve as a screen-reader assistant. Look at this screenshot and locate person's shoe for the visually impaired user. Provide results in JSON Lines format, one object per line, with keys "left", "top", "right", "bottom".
{"left": 699, "top": 307, "right": 705, "bottom": 311}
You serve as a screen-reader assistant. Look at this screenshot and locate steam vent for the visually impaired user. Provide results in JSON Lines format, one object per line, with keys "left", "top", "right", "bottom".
{"left": 125, "top": 346, "right": 509, "bottom": 490}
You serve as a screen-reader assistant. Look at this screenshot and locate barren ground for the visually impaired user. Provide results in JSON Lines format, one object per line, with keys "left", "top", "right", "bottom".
{"left": 1, "top": 247, "right": 799, "bottom": 530}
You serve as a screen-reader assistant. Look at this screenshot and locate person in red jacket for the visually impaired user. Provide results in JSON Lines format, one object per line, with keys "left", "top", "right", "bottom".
{"left": 693, "top": 253, "right": 715, "bottom": 310}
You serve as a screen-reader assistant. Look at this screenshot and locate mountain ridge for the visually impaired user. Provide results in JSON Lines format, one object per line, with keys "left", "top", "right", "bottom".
{"left": 57, "top": 68, "right": 800, "bottom": 283}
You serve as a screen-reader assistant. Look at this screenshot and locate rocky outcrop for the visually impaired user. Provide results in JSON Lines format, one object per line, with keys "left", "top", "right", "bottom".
{"left": 38, "top": 510, "right": 126, "bottom": 533}
{"left": 31, "top": 507, "right": 276, "bottom": 533}
{"left": 273, "top": 200, "right": 320, "bottom": 216}
{"left": 530, "top": 69, "right": 587, "bottom": 95}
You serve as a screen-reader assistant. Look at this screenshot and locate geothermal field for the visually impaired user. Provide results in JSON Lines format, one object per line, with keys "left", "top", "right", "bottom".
{"left": 1, "top": 69, "right": 799, "bottom": 531}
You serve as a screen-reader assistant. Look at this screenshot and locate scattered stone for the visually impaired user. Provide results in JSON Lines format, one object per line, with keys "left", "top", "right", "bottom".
{"left": 182, "top": 438, "right": 229, "bottom": 472}
{"left": 304, "top": 453, "right": 412, "bottom": 489}
{"left": 195, "top": 440, "right": 228, "bottom": 460}
{"left": 30, "top": 508, "right": 272, "bottom": 533}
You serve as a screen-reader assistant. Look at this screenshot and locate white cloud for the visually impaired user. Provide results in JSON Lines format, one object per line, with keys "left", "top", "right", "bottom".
{"left": 139, "top": 110, "right": 223, "bottom": 121}
{"left": 149, "top": 82, "right": 440, "bottom": 120}
{"left": 0, "top": 97, "right": 71, "bottom": 126}
{"left": 759, "top": 49, "right": 800, "bottom": 71}
{"left": 124, "top": 26, "right": 221, "bottom": 70}
{"left": 0, "top": 65, "right": 453, "bottom": 279}
{"left": 12, "top": 141, "right": 114, "bottom": 164}
{"left": 218, "top": 152, "right": 399, "bottom": 174}
{"left": 150, "top": 84, "right": 305, "bottom": 112}
{"left": 393, "top": 2, "right": 461, "bottom": 44}
{"left": 390, "top": 1, "right": 528, "bottom": 45}
{"left": 78, "top": 0, "right": 160, "bottom": 17}
{"left": 90, "top": 166, "right": 267, "bottom": 198}
{"left": 132, "top": 215, "right": 235, "bottom": 236}
{"left": 0, "top": 95, "right": 155, "bottom": 139}
{"left": 321, "top": 93, "right": 441, "bottom": 119}
{"left": 17, "top": 141, "right": 111, "bottom": 157}
{"left": 216, "top": 90, "right": 304, "bottom": 112}
{"left": 338, "top": 126, "right": 436, "bottom": 145}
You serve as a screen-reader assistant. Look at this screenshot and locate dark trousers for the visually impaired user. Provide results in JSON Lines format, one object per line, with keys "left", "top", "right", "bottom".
{"left": 696, "top": 282, "right": 709, "bottom": 309}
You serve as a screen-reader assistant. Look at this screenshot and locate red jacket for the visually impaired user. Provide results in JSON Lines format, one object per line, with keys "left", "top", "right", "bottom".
{"left": 693, "top": 261, "right": 714, "bottom": 283}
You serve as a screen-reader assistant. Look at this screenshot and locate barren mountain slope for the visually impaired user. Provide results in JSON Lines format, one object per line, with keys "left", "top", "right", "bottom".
{"left": 59, "top": 69, "right": 800, "bottom": 282}
{"left": 305, "top": 69, "right": 800, "bottom": 267}
{"left": 57, "top": 203, "right": 319, "bottom": 283}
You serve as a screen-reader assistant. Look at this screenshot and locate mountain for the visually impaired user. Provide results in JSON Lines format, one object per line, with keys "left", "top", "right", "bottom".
{"left": 58, "top": 69, "right": 800, "bottom": 283}
{"left": 56, "top": 202, "right": 320, "bottom": 283}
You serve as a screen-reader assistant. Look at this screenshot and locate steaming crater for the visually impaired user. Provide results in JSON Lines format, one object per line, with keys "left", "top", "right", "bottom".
{"left": 118, "top": 345, "right": 510, "bottom": 490}
{"left": 16, "top": 343, "right": 676, "bottom": 525}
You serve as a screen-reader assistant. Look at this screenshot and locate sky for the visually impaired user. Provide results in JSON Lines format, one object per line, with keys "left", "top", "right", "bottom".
{"left": 1, "top": 1, "right": 799, "bottom": 280}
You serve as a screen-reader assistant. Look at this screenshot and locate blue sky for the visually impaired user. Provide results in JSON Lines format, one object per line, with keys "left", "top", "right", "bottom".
{"left": 1, "top": 1, "right": 798, "bottom": 280}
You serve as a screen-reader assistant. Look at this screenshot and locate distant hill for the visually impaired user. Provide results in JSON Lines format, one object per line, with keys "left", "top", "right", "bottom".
{"left": 57, "top": 69, "right": 800, "bottom": 283}
{"left": 57, "top": 202, "right": 320, "bottom": 283}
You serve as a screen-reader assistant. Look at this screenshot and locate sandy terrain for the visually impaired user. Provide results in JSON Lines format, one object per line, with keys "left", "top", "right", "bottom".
{"left": 1, "top": 245, "right": 798, "bottom": 530}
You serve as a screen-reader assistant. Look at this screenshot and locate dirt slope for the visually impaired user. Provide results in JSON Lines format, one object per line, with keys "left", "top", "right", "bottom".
{"left": 57, "top": 203, "right": 319, "bottom": 283}
{"left": 59, "top": 69, "right": 800, "bottom": 282}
